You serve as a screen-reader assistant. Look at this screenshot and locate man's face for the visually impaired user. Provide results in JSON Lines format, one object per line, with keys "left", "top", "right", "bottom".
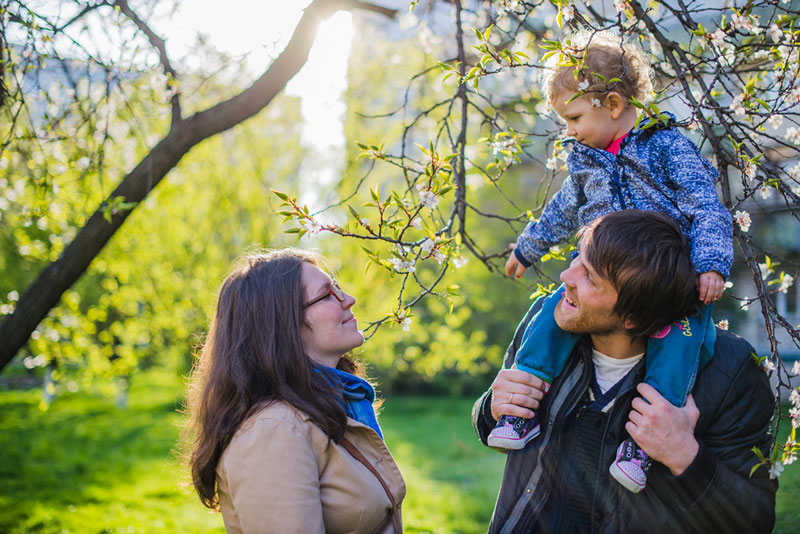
{"left": 554, "top": 240, "right": 626, "bottom": 335}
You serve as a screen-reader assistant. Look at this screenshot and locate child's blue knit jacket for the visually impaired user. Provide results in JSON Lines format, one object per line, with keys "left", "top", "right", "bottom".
{"left": 513, "top": 115, "right": 733, "bottom": 278}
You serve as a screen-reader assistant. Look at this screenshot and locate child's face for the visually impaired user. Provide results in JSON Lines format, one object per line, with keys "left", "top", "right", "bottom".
{"left": 552, "top": 91, "right": 621, "bottom": 150}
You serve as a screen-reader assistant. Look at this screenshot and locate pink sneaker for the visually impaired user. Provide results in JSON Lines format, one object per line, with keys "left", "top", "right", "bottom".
{"left": 609, "top": 438, "right": 652, "bottom": 493}
{"left": 487, "top": 414, "right": 540, "bottom": 450}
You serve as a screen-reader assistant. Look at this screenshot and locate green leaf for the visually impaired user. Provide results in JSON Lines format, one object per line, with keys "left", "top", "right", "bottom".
{"left": 749, "top": 461, "right": 763, "bottom": 478}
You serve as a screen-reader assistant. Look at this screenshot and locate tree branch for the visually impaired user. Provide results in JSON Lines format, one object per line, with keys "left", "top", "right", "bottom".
{"left": 114, "top": 0, "right": 182, "bottom": 126}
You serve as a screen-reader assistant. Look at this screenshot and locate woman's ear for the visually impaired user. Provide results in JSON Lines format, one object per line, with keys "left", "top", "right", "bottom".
{"left": 605, "top": 92, "right": 626, "bottom": 119}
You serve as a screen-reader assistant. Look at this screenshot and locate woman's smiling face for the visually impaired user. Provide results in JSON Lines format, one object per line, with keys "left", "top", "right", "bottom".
{"left": 300, "top": 263, "right": 364, "bottom": 368}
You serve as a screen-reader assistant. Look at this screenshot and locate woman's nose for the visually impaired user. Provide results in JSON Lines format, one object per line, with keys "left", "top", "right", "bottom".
{"left": 342, "top": 291, "right": 356, "bottom": 308}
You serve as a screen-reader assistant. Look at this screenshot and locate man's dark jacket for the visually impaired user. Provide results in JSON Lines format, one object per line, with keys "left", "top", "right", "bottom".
{"left": 472, "top": 301, "right": 777, "bottom": 533}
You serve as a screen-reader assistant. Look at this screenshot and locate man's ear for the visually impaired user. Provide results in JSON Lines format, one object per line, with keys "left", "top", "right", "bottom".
{"left": 623, "top": 316, "right": 638, "bottom": 331}
{"left": 605, "top": 92, "right": 626, "bottom": 119}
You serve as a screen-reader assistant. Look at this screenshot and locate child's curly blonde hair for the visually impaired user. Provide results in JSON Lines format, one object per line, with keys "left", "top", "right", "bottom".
{"left": 542, "top": 31, "right": 655, "bottom": 107}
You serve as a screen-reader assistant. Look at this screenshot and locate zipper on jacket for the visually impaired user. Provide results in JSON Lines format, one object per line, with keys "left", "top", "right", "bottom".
{"left": 529, "top": 355, "right": 591, "bottom": 527}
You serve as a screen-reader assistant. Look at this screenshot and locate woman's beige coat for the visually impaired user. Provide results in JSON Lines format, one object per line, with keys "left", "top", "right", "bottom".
{"left": 216, "top": 401, "right": 406, "bottom": 533}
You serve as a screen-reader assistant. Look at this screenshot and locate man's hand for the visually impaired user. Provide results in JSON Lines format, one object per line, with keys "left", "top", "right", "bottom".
{"left": 698, "top": 271, "right": 725, "bottom": 304}
{"left": 490, "top": 366, "right": 549, "bottom": 421}
{"left": 626, "top": 383, "right": 700, "bottom": 476}
{"left": 505, "top": 248, "right": 527, "bottom": 279}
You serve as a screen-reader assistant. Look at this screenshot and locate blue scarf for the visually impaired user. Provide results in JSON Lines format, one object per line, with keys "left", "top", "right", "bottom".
{"left": 318, "top": 367, "right": 383, "bottom": 439}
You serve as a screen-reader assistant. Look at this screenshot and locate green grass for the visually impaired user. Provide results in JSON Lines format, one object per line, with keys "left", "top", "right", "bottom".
{"left": 0, "top": 373, "right": 796, "bottom": 533}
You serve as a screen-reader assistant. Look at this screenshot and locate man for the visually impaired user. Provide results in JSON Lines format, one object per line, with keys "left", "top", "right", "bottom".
{"left": 472, "top": 210, "right": 776, "bottom": 533}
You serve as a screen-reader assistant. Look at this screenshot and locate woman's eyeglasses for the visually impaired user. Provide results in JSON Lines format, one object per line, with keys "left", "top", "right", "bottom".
{"left": 304, "top": 280, "right": 345, "bottom": 308}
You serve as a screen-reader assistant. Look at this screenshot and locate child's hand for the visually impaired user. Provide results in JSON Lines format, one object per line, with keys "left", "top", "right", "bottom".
{"left": 505, "top": 247, "right": 527, "bottom": 278}
{"left": 698, "top": 271, "right": 725, "bottom": 304}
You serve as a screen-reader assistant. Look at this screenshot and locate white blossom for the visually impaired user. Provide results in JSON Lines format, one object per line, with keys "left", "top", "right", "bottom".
{"left": 764, "top": 359, "right": 776, "bottom": 372}
{"left": 591, "top": 98, "right": 601, "bottom": 108}
{"left": 725, "top": 281, "right": 733, "bottom": 289}
{"left": 744, "top": 161, "right": 757, "bottom": 180}
{"left": 792, "top": 185, "right": 800, "bottom": 197}
{"left": 562, "top": 4, "right": 575, "bottom": 22}
{"left": 390, "top": 257, "right": 415, "bottom": 273}
{"left": 734, "top": 210, "right": 751, "bottom": 232}
{"left": 453, "top": 256, "right": 469, "bottom": 269}
{"left": 759, "top": 262, "right": 770, "bottom": 280}
{"left": 613, "top": 0, "right": 627, "bottom": 13}
{"left": 759, "top": 185, "right": 772, "bottom": 199}
{"left": 770, "top": 24, "right": 783, "bottom": 43}
{"left": 732, "top": 13, "right": 760, "bottom": 35}
{"left": 784, "top": 451, "right": 797, "bottom": 465}
{"left": 740, "top": 299, "right": 751, "bottom": 311}
{"left": 410, "top": 217, "right": 422, "bottom": 229}
{"left": 778, "top": 273, "right": 794, "bottom": 293}
{"left": 419, "top": 190, "right": 440, "bottom": 210}
{"left": 491, "top": 138, "right": 515, "bottom": 155}
{"left": 7, "top": 291, "right": 18, "bottom": 302}
{"left": 401, "top": 317, "right": 412, "bottom": 332}
{"left": 300, "top": 217, "right": 323, "bottom": 235}
{"left": 359, "top": 218, "right": 370, "bottom": 228}
{"left": 793, "top": 361, "right": 800, "bottom": 376}
{"left": 710, "top": 29, "right": 728, "bottom": 48}
{"left": 578, "top": 79, "right": 590, "bottom": 91}
{"left": 786, "top": 127, "right": 800, "bottom": 145}
{"left": 434, "top": 250, "right": 447, "bottom": 264}
{"left": 769, "top": 462, "right": 784, "bottom": 479}
{"left": 715, "top": 41, "right": 736, "bottom": 66}
{"left": 420, "top": 238, "right": 436, "bottom": 254}
{"left": 731, "top": 93, "right": 746, "bottom": 116}
{"left": 790, "top": 387, "right": 800, "bottom": 405}
{"left": 717, "top": 319, "right": 729, "bottom": 330}
{"left": 768, "top": 114, "right": 783, "bottom": 129}
{"left": 0, "top": 304, "right": 13, "bottom": 315}
{"left": 546, "top": 157, "right": 558, "bottom": 170}
{"left": 791, "top": 407, "right": 800, "bottom": 428}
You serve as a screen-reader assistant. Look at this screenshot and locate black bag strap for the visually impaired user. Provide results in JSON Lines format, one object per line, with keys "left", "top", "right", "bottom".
{"left": 339, "top": 436, "right": 402, "bottom": 533}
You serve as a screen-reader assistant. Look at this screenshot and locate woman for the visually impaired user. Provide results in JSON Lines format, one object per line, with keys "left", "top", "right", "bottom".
{"left": 187, "top": 249, "right": 405, "bottom": 533}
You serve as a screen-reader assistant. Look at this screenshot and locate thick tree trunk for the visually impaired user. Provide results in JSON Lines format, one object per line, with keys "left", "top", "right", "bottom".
{"left": 0, "top": 0, "right": 395, "bottom": 372}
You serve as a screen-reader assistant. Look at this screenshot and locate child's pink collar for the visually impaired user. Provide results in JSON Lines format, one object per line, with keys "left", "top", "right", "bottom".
{"left": 605, "top": 133, "right": 628, "bottom": 155}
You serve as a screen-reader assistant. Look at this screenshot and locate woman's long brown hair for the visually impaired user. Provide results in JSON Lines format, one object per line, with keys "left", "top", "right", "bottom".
{"left": 185, "top": 249, "right": 361, "bottom": 509}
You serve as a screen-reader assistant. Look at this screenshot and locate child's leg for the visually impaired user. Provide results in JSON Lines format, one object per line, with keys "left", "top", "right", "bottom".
{"left": 488, "top": 284, "right": 581, "bottom": 450}
{"left": 610, "top": 304, "right": 716, "bottom": 493}
{"left": 515, "top": 284, "right": 582, "bottom": 383}
{"left": 642, "top": 303, "right": 715, "bottom": 407}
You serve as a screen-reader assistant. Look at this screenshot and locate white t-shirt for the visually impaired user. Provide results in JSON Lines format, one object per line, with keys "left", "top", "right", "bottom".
{"left": 592, "top": 349, "right": 644, "bottom": 394}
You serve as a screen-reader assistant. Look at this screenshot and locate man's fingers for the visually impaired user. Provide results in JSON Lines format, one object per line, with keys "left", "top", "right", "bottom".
{"left": 635, "top": 382, "right": 662, "bottom": 404}
{"left": 630, "top": 397, "right": 649, "bottom": 414}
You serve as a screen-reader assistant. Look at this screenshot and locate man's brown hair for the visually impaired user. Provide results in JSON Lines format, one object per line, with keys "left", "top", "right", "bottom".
{"left": 581, "top": 210, "right": 699, "bottom": 337}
